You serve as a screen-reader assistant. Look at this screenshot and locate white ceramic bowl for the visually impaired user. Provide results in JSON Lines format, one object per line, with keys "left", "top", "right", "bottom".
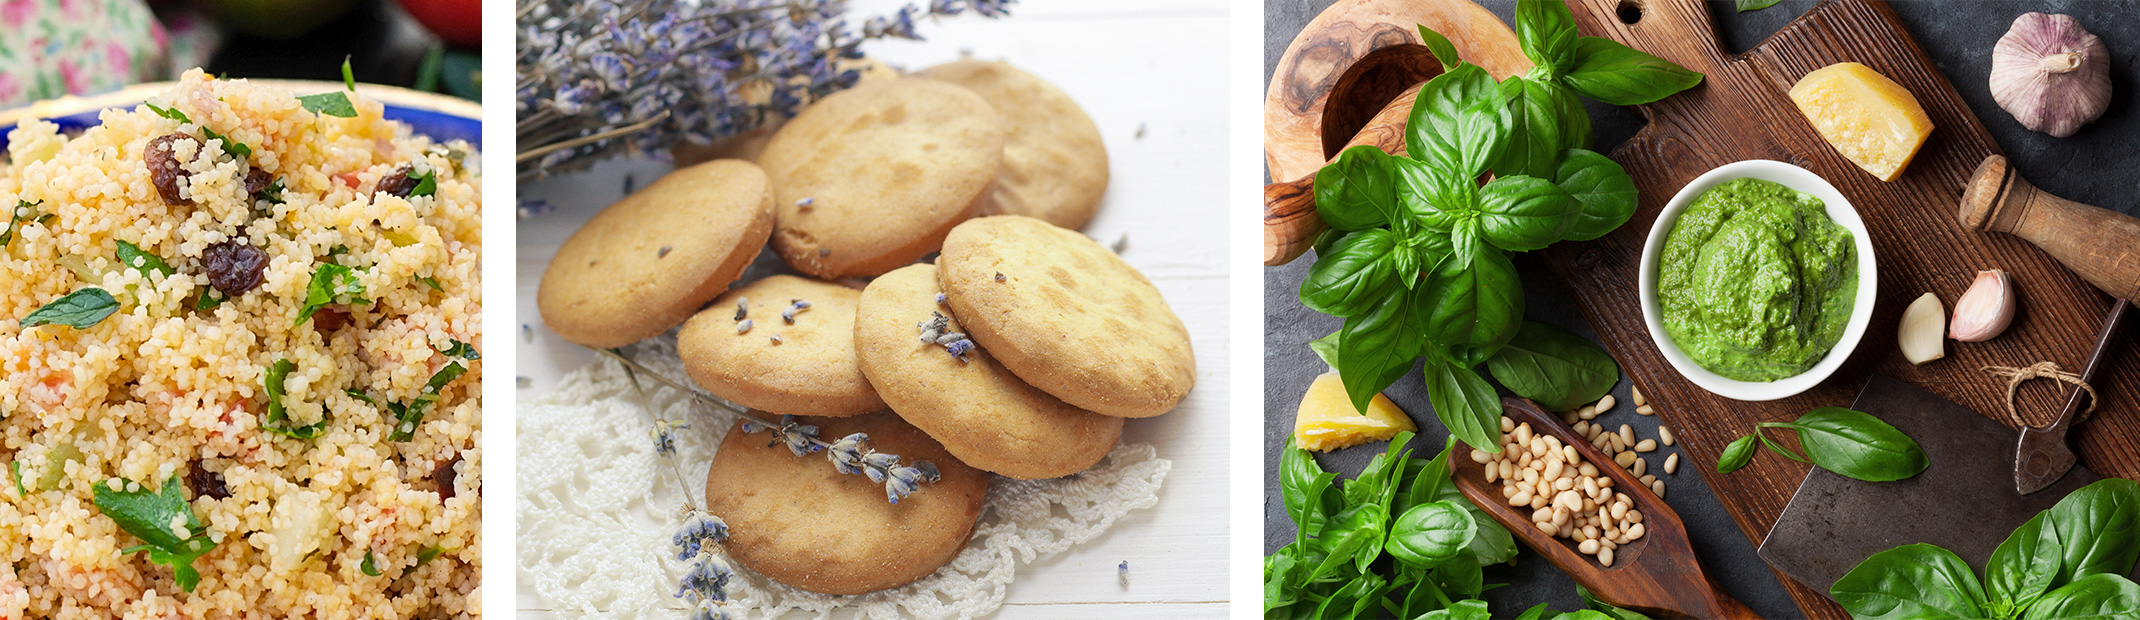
{"left": 1637, "top": 160, "right": 1879, "bottom": 401}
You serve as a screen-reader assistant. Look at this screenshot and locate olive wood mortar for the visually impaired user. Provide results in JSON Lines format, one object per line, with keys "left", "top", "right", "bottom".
{"left": 1450, "top": 397, "right": 1759, "bottom": 619}
{"left": 1961, "top": 154, "right": 2140, "bottom": 304}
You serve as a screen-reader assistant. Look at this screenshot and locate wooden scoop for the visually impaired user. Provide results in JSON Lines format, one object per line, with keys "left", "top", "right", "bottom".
{"left": 1450, "top": 397, "right": 1760, "bottom": 619}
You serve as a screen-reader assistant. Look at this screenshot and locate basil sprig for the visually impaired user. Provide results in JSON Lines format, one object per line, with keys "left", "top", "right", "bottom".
{"left": 23, "top": 287, "right": 119, "bottom": 329}
{"left": 1833, "top": 479, "right": 2140, "bottom": 620}
{"left": 93, "top": 475, "right": 218, "bottom": 592}
{"left": 1714, "top": 407, "right": 1928, "bottom": 481}
{"left": 1302, "top": 0, "right": 1698, "bottom": 453}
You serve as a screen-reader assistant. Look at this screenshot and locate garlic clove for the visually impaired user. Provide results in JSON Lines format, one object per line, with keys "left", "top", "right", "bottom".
{"left": 1950, "top": 269, "right": 2016, "bottom": 342}
{"left": 1900, "top": 292, "right": 1947, "bottom": 365}
{"left": 1991, "top": 12, "right": 2112, "bottom": 138}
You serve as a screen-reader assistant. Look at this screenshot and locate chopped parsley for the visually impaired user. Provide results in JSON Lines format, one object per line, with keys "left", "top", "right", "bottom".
{"left": 436, "top": 339, "right": 479, "bottom": 360}
{"left": 296, "top": 263, "right": 367, "bottom": 326}
{"left": 93, "top": 475, "right": 217, "bottom": 592}
{"left": 387, "top": 361, "right": 466, "bottom": 442}
{"left": 417, "top": 276, "right": 443, "bottom": 292}
{"left": 115, "top": 240, "right": 174, "bottom": 278}
{"left": 22, "top": 287, "right": 119, "bottom": 329}
{"left": 255, "top": 178, "right": 286, "bottom": 205}
{"left": 261, "top": 358, "right": 325, "bottom": 439}
{"left": 361, "top": 551, "right": 382, "bottom": 576}
{"left": 409, "top": 167, "right": 438, "bottom": 198}
{"left": 9, "top": 460, "right": 23, "bottom": 497}
{"left": 0, "top": 199, "right": 43, "bottom": 247}
{"left": 194, "top": 288, "right": 225, "bottom": 312}
{"left": 141, "top": 103, "right": 252, "bottom": 158}
{"left": 298, "top": 58, "right": 360, "bottom": 118}
{"left": 415, "top": 545, "right": 443, "bottom": 567}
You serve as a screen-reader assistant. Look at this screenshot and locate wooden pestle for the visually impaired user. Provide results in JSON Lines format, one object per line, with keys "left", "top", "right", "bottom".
{"left": 1960, "top": 155, "right": 2140, "bottom": 302}
{"left": 1263, "top": 84, "right": 1421, "bottom": 266}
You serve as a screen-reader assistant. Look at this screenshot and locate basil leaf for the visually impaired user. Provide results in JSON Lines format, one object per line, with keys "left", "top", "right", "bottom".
{"left": 1782, "top": 407, "right": 1928, "bottom": 482}
{"left": 1400, "top": 158, "right": 1476, "bottom": 232}
{"left": 1435, "top": 480, "right": 1516, "bottom": 565}
{"left": 261, "top": 358, "right": 325, "bottom": 439}
{"left": 1313, "top": 572, "right": 1388, "bottom": 620}
{"left": 1387, "top": 500, "right": 1475, "bottom": 569}
{"left": 93, "top": 475, "right": 216, "bottom": 592}
{"left": 298, "top": 92, "right": 358, "bottom": 118}
{"left": 1515, "top": 0, "right": 1578, "bottom": 77}
{"left": 1415, "top": 247, "right": 1523, "bottom": 358}
{"left": 2041, "top": 478, "right": 2140, "bottom": 589}
{"left": 1415, "top": 25, "right": 1462, "bottom": 72}
{"left": 1515, "top": 603, "right": 1554, "bottom": 620}
{"left": 1313, "top": 502, "right": 1389, "bottom": 578}
{"left": 0, "top": 200, "right": 41, "bottom": 247}
{"left": 115, "top": 240, "right": 174, "bottom": 278}
{"left": 1477, "top": 174, "right": 1578, "bottom": 251}
{"left": 23, "top": 287, "right": 119, "bottom": 329}
{"left": 417, "top": 276, "right": 443, "bottom": 291}
{"left": 1280, "top": 436, "right": 1339, "bottom": 548}
{"left": 142, "top": 102, "right": 189, "bottom": 123}
{"left": 1736, "top": 0, "right": 1784, "bottom": 11}
{"left": 1448, "top": 218, "right": 1482, "bottom": 271}
{"left": 1300, "top": 229, "right": 1402, "bottom": 318}
{"left": 1493, "top": 77, "right": 1577, "bottom": 180}
{"left": 1406, "top": 63, "right": 1509, "bottom": 176}
{"left": 2022, "top": 573, "right": 2140, "bottom": 620}
{"left": 1486, "top": 321, "right": 1620, "bottom": 411}
{"left": 1989, "top": 508, "right": 2065, "bottom": 616}
{"left": 1554, "top": 149, "right": 1640, "bottom": 241}
{"left": 1562, "top": 37, "right": 1705, "bottom": 106}
{"left": 388, "top": 361, "right": 466, "bottom": 441}
{"left": 1336, "top": 291, "right": 1423, "bottom": 413}
{"left": 1398, "top": 436, "right": 1457, "bottom": 518}
{"left": 255, "top": 177, "right": 287, "bottom": 204}
{"left": 1346, "top": 431, "right": 1415, "bottom": 510}
{"left": 1314, "top": 145, "right": 1403, "bottom": 231}
{"left": 1716, "top": 434, "right": 1758, "bottom": 473}
{"left": 1582, "top": 585, "right": 1655, "bottom": 620}
{"left": 297, "top": 262, "right": 367, "bottom": 325}
{"left": 409, "top": 168, "right": 438, "bottom": 197}
{"left": 1401, "top": 576, "right": 1451, "bottom": 620}
{"left": 1308, "top": 331, "right": 1340, "bottom": 369}
{"left": 342, "top": 56, "right": 357, "bottom": 91}
{"left": 1430, "top": 560, "right": 1488, "bottom": 608}
{"left": 1831, "top": 543, "right": 1987, "bottom": 620}
{"left": 146, "top": 104, "right": 252, "bottom": 158}
{"left": 194, "top": 288, "right": 225, "bottom": 312}
{"left": 1423, "top": 355, "right": 1503, "bottom": 454}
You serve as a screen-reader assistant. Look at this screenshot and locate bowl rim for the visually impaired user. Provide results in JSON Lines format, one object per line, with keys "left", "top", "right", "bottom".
{"left": 0, "top": 80, "right": 480, "bottom": 126}
{"left": 1637, "top": 159, "right": 1880, "bottom": 402}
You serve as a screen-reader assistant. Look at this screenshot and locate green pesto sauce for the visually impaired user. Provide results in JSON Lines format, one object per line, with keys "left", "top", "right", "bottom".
{"left": 1659, "top": 178, "right": 1857, "bottom": 382}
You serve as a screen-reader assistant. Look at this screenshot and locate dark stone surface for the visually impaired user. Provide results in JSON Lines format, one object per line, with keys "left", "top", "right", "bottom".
{"left": 1263, "top": 1, "right": 2140, "bottom": 616}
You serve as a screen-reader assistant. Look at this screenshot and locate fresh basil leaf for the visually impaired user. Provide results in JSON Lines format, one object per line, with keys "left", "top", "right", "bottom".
{"left": 22, "top": 287, "right": 119, "bottom": 329}
{"left": 93, "top": 475, "right": 216, "bottom": 592}
{"left": 1486, "top": 321, "right": 1620, "bottom": 411}
{"left": 1515, "top": 0, "right": 1578, "bottom": 77}
{"left": 1313, "top": 572, "right": 1389, "bottom": 620}
{"left": 205, "top": 127, "right": 251, "bottom": 159}
{"left": 1554, "top": 611, "right": 1620, "bottom": 620}
{"left": 341, "top": 56, "right": 357, "bottom": 91}
{"left": 194, "top": 288, "right": 225, "bottom": 312}
{"left": 1831, "top": 543, "right": 1988, "bottom": 620}
{"left": 1581, "top": 585, "right": 1656, "bottom": 620}
{"left": 1337, "top": 292, "right": 1423, "bottom": 413}
{"left": 1415, "top": 589, "right": 1490, "bottom": 620}
{"left": 1415, "top": 25, "right": 1462, "bottom": 72}
{"left": 142, "top": 102, "right": 189, "bottom": 123}
{"left": 409, "top": 167, "right": 438, "bottom": 197}
{"left": 1281, "top": 437, "right": 1340, "bottom": 549}
{"left": 1400, "top": 158, "right": 1476, "bottom": 232}
{"left": 1313, "top": 502, "right": 1389, "bottom": 578}
{"left": 1493, "top": 77, "right": 1575, "bottom": 179}
{"left": 1515, "top": 603, "right": 1554, "bottom": 620}
{"left": 1347, "top": 431, "right": 1416, "bottom": 510}
{"left": 255, "top": 177, "right": 286, "bottom": 204}
{"left": 299, "top": 92, "right": 359, "bottom": 118}
{"left": 1717, "top": 434, "right": 1759, "bottom": 473}
{"left": 1308, "top": 331, "right": 1341, "bottom": 369}
{"left": 1448, "top": 219, "right": 1482, "bottom": 271}
{"left": 1315, "top": 145, "right": 1404, "bottom": 231}
{"left": 1415, "top": 247, "right": 1523, "bottom": 358}
{"left": 436, "top": 338, "right": 480, "bottom": 360}
{"left": 1562, "top": 37, "right": 1705, "bottom": 106}
{"left": 1555, "top": 78, "right": 1594, "bottom": 151}
{"left": 9, "top": 460, "right": 24, "bottom": 497}
{"left": 388, "top": 361, "right": 466, "bottom": 441}
{"left": 1399, "top": 436, "right": 1458, "bottom": 518}
{"left": 261, "top": 358, "right": 325, "bottom": 439}
{"left": 2040, "top": 478, "right": 2140, "bottom": 590}
{"left": 1264, "top": 545, "right": 1301, "bottom": 611}
{"left": 1400, "top": 574, "right": 1450, "bottom": 620}
{"left": 1554, "top": 149, "right": 1639, "bottom": 241}
{"left": 417, "top": 276, "right": 443, "bottom": 291}
{"left": 1433, "top": 482, "right": 1516, "bottom": 566}
{"left": 1781, "top": 407, "right": 1928, "bottom": 482}
{"left": 297, "top": 262, "right": 367, "bottom": 325}
{"left": 1989, "top": 507, "right": 2064, "bottom": 616}
{"left": 1387, "top": 500, "right": 1475, "bottom": 568}
{"left": 1736, "top": 0, "right": 1785, "bottom": 11}
{"left": 1423, "top": 355, "right": 1504, "bottom": 454}
{"left": 1477, "top": 174, "right": 1578, "bottom": 251}
{"left": 1406, "top": 63, "right": 1510, "bottom": 176}
{"left": 416, "top": 545, "right": 444, "bottom": 566}
{"left": 115, "top": 240, "right": 174, "bottom": 278}
{"left": 2022, "top": 573, "right": 2140, "bottom": 620}
{"left": 1300, "top": 229, "right": 1402, "bottom": 318}
{"left": 1431, "top": 558, "right": 1488, "bottom": 607}
{"left": 0, "top": 200, "right": 42, "bottom": 247}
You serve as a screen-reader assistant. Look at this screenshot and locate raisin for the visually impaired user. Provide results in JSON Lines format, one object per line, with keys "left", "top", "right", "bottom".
{"left": 431, "top": 455, "right": 461, "bottom": 501}
{"left": 312, "top": 307, "right": 350, "bottom": 335}
{"left": 244, "top": 167, "right": 273, "bottom": 195}
{"left": 146, "top": 134, "right": 195, "bottom": 206}
{"left": 187, "top": 459, "right": 230, "bottom": 501}
{"left": 202, "top": 241, "right": 268, "bottom": 297}
{"left": 375, "top": 165, "right": 418, "bottom": 198}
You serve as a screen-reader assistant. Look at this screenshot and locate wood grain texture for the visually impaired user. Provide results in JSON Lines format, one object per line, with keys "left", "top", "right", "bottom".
{"left": 1264, "top": 84, "right": 1420, "bottom": 265}
{"left": 1453, "top": 398, "right": 1758, "bottom": 620}
{"left": 1537, "top": 0, "right": 2140, "bottom": 617}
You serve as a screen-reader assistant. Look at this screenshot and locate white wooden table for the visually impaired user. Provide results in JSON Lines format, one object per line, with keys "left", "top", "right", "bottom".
{"left": 515, "top": 1, "right": 1231, "bottom": 616}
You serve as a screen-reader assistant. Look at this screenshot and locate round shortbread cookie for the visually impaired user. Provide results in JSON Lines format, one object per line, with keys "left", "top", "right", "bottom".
{"left": 758, "top": 78, "right": 1005, "bottom": 278}
{"left": 677, "top": 275, "right": 886, "bottom": 416}
{"left": 704, "top": 412, "right": 988, "bottom": 595}
{"left": 538, "top": 159, "right": 775, "bottom": 349}
{"left": 856, "top": 263, "right": 1122, "bottom": 479}
{"left": 916, "top": 60, "right": 1109, "bottom": 230}
{"left": 937, "top": 216, "right": 1195, "bottom": 418}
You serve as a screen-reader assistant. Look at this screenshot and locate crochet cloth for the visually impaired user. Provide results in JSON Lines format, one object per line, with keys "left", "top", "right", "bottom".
{"left": 517, "top": 338, "right": 1170, "bottom": 619}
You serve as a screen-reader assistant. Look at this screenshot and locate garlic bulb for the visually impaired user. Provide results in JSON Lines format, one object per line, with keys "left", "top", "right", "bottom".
{"left": 1991, "top": 12, "right": 2111, "bottom": 138}
{"left": 1900, "top": 292, "right": 1946, "bottom": 365}
{"left": 1950, "top": 269, "right": 2016, "bottom": 342}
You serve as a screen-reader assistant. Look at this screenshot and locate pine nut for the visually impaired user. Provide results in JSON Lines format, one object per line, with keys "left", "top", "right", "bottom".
{"left": 1505, "top": 442, "right": 1522, "bottom": 455}
{"left": 1660, "top": 426, "right": 1676, "bottom": 446}
{"left": 1579, "top": 405, "right": 1598, "bottom": 420}
{"left": 1471, "top": 449, "right": 1492, "bottom": 464}
{"left": 1627, "top": 523, "right": 1646, "bottom": 540}
{"left": 1619, "top": 424, "right": 1635, "bottom": 446}
{"left": 1518, "top": 451, "right": 1533, "bottom": 468}
{"left": 1609, "top": 435, "right": 1626, "bottom": 452}
{"left": 1650, "top": 480, "right": 1666, "bottom": 499}
{"left": 1583, "top": 525, "right": 1599, "bottom": 540}
{"left": 1501, "top": 485, "right": 1517, "bottom": 499}
{"left": 1665, "top": 453, "right": 1680, "bottom": 474}
{"left": 1502, "top": 416, "right": 1515, "bottom": 433}
{"left": 1554, "top": 477, "right": 1575, "bottom": 491}
{"left": 1544, "top": 435, "right": 1563, "bottom": 451}
{"left": 1600, "top": 538, "right": 1617, "bottom": 550}
{"left": 1579, "top": 463, "right": 1598, "bottom": 477}
{"left": 1532, "top": 459, "right": 1548, "bottom": 472}
{"left": 1563, "top": 446, "right": 1580, "bottom": 464}
{"left": 1610, "top": 502, "right": 1629, "bottom": 520}
{"left": 1600, "top": 510, "right": 1614, "bottom": 530}
{"left": 1632, "top": 456, "right": 1648, "bottom": 476}
{"left": 1559, "top": 523, "right": 1576, "bottom": 539}
{"left": 1535, "top": 520, "right": 1556, "bottom": 532}
{"left": 1636, "top": 404, "right": 1655, "bottom": 416}
{"left": 1561, "top": 410, "right": 1581, "bottom": 425}
{"left": 1640, "top": 474, "right": 1656, "bottom": 485}
{"left": 1599, "top": 546, "right": 1615, "bottom": 567}
{"left": 1596, "top": 394, "right": 1616, "bottom": 413}
{"left": 1486, "top": 465, "right": 1499, "bottom": 483}
{"left": 1574, "top": 421, "right": 1590, "bottom": 435}
{"left": 1579, "top": 539, "right": 1600, "bottom": 555}
{"left": 1582, "top": 477, "right": 1600, "bottom": 497}
{"left": 1582, "top": 498, "right": 1597, "bottom": 512}
{"left": 1501, "top": 461, "right": 1515, "bottom": 481}
{"left": 1635, "top": 439, "right": 1658, "bottom": 453}
{"left": 1615, "top": 451, "right": 1637, "bottom": 467}
{"left": 1544, "top": 460, "right": 1564, "bottom": 480}
{"left": 1597, "top": 476, "right": 1614, "bottom": 488}
{"left": 1515, "top": 423, "right": 1533, "bottom": 445}
{"left": 1531, "top": 495, "right": 1549, "bottom": 510}
{"left": 1533, "top": 508, "right": 1553, "bottom": 523}
{"left": 1632, "top": 386, "right": 1646, "bottom": 407}
{"left": 1626, "top": 510, "right": 1643, "bottom": 524}
{"left": 1523, "top": 469, "right": 1540, "bottom": 485}
{"left": 1531, "top": 440, "right": 1549, "bottom": 457}
{"left": 1509, "top": 491, "right": 1532, "bottom": 506}
{"left": 1598, "top": 487, "right": 1614, "bottom": 504}
{"left": 1553, "top": 507, "right": 1571, "bottom": 528}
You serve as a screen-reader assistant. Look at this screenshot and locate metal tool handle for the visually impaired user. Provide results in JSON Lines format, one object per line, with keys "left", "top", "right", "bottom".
{"left": 2014, "top": 298, "right": 2128, "bottom": 493}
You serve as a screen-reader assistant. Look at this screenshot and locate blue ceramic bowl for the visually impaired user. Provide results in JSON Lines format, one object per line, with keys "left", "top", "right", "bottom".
{"left": 0, "top": 80, "right": 480, "bottom": 149}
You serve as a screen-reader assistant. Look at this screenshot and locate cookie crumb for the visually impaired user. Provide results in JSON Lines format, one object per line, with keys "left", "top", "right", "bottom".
{"left": 657, "top": 245, "right": 672, "bottom": 258}
{"left": 735, "top": 318, "right": 754, "bottom": 334}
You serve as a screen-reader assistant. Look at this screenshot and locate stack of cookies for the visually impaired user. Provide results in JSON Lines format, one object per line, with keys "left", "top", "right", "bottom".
{"left": 535, "top": 61, "right": 1194, "bottom": 596}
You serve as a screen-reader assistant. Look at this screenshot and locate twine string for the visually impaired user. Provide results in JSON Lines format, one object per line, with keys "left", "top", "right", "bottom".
{"left": 1983, "top": 361, "right": 2099, "bottom": 427}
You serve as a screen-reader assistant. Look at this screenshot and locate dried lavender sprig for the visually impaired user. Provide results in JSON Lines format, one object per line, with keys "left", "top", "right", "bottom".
{"left": 515, "top": 0, "right": 1017, "bottom": 178}
{"left": 595, "top": 348, "right": 940, "bottom": 502}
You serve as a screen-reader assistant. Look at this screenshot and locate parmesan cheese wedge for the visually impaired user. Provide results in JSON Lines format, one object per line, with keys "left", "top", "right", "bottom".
{"left": 1294, "top": 372, "right": 1416, "bottom": 452}
{"left": 1788, "top": 62, "right": 1934, "bottom": 182}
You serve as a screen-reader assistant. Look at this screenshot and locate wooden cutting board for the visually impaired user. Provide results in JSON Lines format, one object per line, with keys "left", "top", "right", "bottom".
{"left": 1536, "top": 0, "right": 2140, "bottom": 617}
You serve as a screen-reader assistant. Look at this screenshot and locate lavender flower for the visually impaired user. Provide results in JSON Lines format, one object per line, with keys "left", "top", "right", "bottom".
{"left": 782, "top": 299, "right": 812, "bottom": 324}
{"left": 742, "top": 414, "right": 824, "bottom": 457}
{"left": 652, "top": 419, "right": 689, "bottom": 456}
{"left": 516, "top": 0, "right": 1018, "bottom": 178}
{"left": 946, "top": 338, "right": 975, "bottom": 361}
{"left": 827, "top": 432, "right": 868, "bottom": 475}
{"left": 686, "top": 599, "right": 732, "bottom": 620}
{"left": 672, "top": 511, "right": 730, "bottom": 561}
{"left": 885, "top": 465, "right": 926, "bottom": 503}
{"left": 935, "top": 292, "right": 947, "bottom": 304}
{"left": 676, "top": 554, "right": 734, "bottom": 602}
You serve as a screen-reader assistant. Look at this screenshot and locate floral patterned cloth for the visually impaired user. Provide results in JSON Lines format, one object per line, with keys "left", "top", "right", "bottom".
{"left": 0, "top": 0, "right": 168, "bottom": 106}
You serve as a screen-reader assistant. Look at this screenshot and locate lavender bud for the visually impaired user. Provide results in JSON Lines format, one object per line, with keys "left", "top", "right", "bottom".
{"left": 916, "top": 460, "right": 942, "bottom": 483}
{"left": 862, "top": 452, "right": 900, "bottom": 482}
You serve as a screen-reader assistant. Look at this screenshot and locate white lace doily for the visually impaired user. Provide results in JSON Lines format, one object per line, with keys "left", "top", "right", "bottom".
{"left": 516, "top": 338, "right": 1171, "bottom": 619}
